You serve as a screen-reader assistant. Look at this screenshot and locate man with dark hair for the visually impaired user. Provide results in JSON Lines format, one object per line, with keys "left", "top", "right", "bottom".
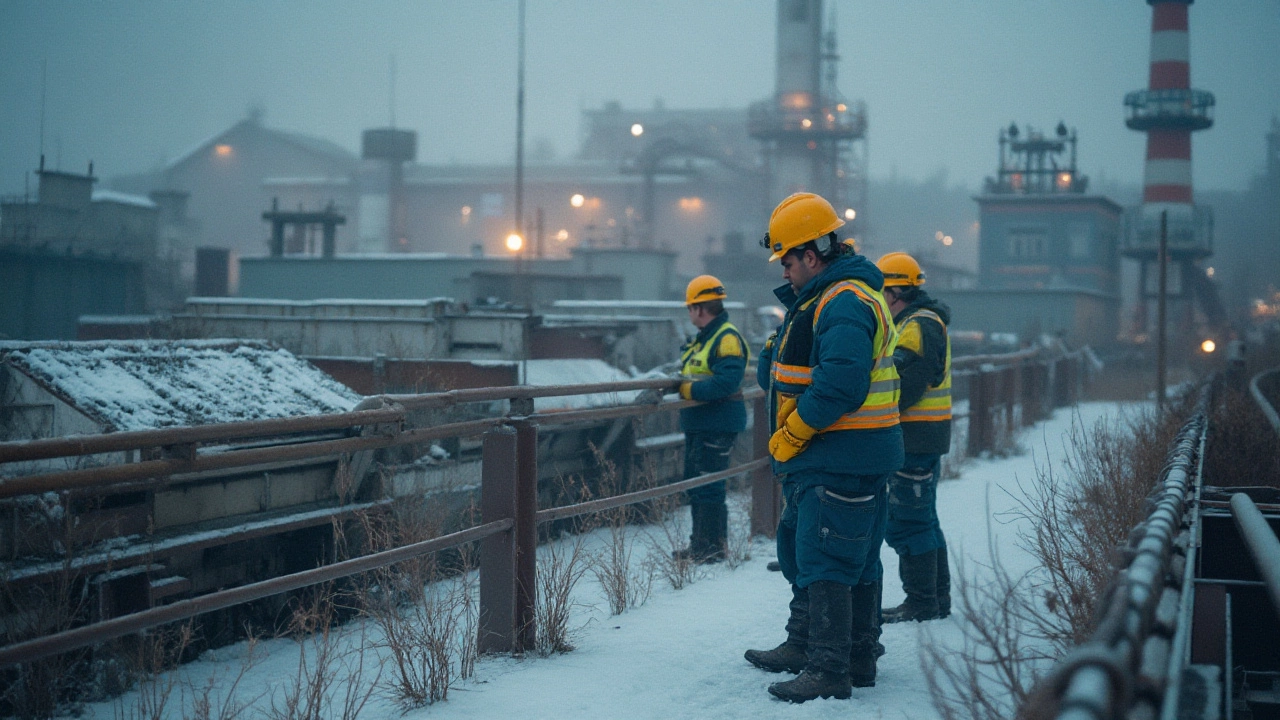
{"left": 875, "top": 252, "right": 953, "bottom": 623}
{"left": 674, "top": 275, "right": 748, "bottom": 563}
{"left": 744, "top": 193, "right": 903, "bottom": 703}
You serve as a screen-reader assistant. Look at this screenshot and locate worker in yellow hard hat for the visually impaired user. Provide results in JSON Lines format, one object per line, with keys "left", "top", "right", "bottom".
{"left": 875, "top": 252, "right": 952, "bottom": 624}
{"left": 745, "top": 192, "right": 903, "bottom": 702}
{"left": 674, "top": 275, "right": 749, "bottom": 564}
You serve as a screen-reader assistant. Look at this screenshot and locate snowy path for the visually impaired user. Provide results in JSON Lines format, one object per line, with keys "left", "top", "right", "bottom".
{"left": 80, "top": 402, "right": 1130, "bottom": 719}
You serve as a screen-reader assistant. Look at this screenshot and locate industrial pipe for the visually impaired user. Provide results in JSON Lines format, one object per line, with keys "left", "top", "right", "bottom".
{"left": 1229, "top": 493, "right": 1280, "bottom": 622}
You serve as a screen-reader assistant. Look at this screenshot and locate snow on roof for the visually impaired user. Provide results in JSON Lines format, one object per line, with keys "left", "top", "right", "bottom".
{"left": 1, "top": 340, "right": 361, "bottom": 432}
{"left": 91, "top": 189, "right": 157, "bottom": 209}
{"left": 552, "top": 300, "right": 746, "bottom": 309}
{"left": 520, "top": 359, "right": 665, "bottom": 411}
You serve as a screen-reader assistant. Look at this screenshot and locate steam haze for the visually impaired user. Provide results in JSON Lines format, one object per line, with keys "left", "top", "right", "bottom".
{"left": 2, "top": 0, "right": 1278, "bottom": 195}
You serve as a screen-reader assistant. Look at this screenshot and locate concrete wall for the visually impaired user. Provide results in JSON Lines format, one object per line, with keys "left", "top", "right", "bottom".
{"left": 934, "top": 287, "right": 1118, "bottom": 348}
{"left": 977, "top": 195, "right": 1122, "bottom": 294}
{"left": 174, "top": 298, "right": 530, "bottom": 361}
{"left": 0, "top": 249, "right": 147, "bottom": 340}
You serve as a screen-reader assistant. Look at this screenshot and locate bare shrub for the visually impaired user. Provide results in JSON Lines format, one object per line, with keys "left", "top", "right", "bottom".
{"left": 926, "top": 401, "right": 1187, "bottom": 720}
{"left": 534, "top": 532, "right": 591, "bottom": 656}
{"left": 112, "top": 622, "right": 194, "bottom": 720}
{"left": 356, "top": 493, "right": 478, "bottom": 709}
{"left": 266, "top": 587, "right": 378, "bottom": 720}
{"left": 181, "top": 636, "right": 263, "bottom": 720}
{"left": 922, "top": 547, "right": 1053, "bottom": 720}
{"left": 643, "top": 490, "right": 702, "bottom": 591}
{"left": 722, "top": 492, "right": 753, "bottom": 570}
{"left": 584, "top": 445, "right": 655, "bottom": 615}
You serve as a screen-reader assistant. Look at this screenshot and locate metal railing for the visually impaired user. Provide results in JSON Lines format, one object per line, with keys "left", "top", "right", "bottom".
{"left": 0, "top": 377, "right": 773, "bottom": 665}
{"left": 1249, "top": 367, "right": 1280, "bottom": 437}
{"left": 953, "top": 348, "right": 1085, "bottom": 457}
{"left": 1048, "top": 383, "right": 1213, "bottom": 720}
{"left": 0, "top": 346, "right": 1070, "bottom": 667}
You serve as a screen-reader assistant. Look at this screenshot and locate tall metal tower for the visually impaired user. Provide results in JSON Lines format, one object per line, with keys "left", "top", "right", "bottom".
{"left": 1122, "top": 0, "right": 1215, "bottom": 333}
{"left": 749, "top": 0, "right": 867, "bottom": 239}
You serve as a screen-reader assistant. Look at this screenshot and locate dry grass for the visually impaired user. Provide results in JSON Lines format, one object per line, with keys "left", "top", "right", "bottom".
{"left": 533, "top": 532, "right": 592, "bottom": 656}
{"left": 354, "top": 494, "right": 478, "bottom": 709}
{"left": 265, "top": 587, "right": 378, "bottom": 720}
{"left": 925, "top": 399, "right": 1189, "bottom": 720}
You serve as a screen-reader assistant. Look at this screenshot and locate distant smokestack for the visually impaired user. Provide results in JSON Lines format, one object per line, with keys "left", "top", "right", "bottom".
{"left": 1140, "top": 0, "right": 1198, "bottom": 205}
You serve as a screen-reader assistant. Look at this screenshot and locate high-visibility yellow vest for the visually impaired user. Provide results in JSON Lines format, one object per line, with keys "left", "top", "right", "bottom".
{"left": 896, "top": 308, "right": 952, "bottom": 423}
{"left": 770, "top": 279, "right": 901, "bottom": 430}
{"left": 681, "top": 321, "right": 746, "bottom": 377}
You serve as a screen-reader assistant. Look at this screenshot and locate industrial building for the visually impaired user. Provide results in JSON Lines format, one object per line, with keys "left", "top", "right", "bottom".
{"left": 936, "top": 123, "right": 1123, "bottom": 348}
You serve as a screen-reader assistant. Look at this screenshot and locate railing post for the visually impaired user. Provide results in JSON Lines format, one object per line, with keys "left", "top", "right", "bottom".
{"left": 967, "top": 368, "right": 990, "bottom": 457}
{"left": 478, "top": 425, "right": 518, "bottom": 654}
{"left": 513, "top": 418, "right": 538, "bottom": 653}
{"left": 750, "top": 394, "right": 780, "bottom": 537}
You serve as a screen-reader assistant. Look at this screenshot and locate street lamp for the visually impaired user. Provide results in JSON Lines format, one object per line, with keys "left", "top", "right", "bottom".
{"left": 844, "top": 208, "right": 856, "bottom": 221}
{"left": 631, "top": 123, "right": 644, "bottom": 137}
{"left": 570, "top": 193, "right": 585, "bottom": 208}
{"left": 505, "top": 233, "right": 524, "bottom": 252}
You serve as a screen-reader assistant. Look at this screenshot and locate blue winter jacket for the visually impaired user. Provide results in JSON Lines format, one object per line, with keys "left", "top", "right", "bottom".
{"left": 679, "top": 311, "right": 748, "bottom": 434}
{"left": 756, "top": 253, "right": 904, "bottom": 482}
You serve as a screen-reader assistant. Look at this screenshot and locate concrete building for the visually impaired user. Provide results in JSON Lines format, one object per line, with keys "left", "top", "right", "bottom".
{"left": 0, "top": 163, "right": 162, "bottom": 339}
{"left": 937, "top": 123, "right": 1122, "bottom": 348}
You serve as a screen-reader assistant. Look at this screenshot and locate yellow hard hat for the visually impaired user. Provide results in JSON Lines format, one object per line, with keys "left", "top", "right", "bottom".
{"left": 685, "top": 275, "right": 727, "bottom": 305}
{"left": 876, "top": 252, "right": 926, "bottom": 287}
{"left": 760, "top": 192, "right": 844, "bottom": 262}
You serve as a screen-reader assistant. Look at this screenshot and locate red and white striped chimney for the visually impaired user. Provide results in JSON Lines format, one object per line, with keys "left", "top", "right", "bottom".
{"left": 1142, "top": 0, "right": 1195, "bottom": 205}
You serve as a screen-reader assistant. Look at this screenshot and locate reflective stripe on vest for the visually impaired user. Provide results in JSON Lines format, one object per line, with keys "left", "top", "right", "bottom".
{"left": 771, "top": 279, "right": 901, "bottom": 431}
{"left": 897, "top": 308, "right": 952, "bottom": 423}
{"left": 681, "top": 321, "right": 746, "bottom": 377}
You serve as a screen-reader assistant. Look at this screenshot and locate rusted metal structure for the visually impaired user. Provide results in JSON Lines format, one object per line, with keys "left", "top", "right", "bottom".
{"left": 1045, "top": 381, "right": 1280, "bottom": 720}
{"left": 0, "top": 347, "right": 1067, "bottom": 671}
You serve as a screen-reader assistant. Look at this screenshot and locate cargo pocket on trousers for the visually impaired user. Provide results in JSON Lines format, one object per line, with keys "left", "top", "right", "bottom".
{"left": 888, "top": 468, "right": 935, "bottom": 511}
{"left": 815, "top": 486, "right": 878, "bottom": 559}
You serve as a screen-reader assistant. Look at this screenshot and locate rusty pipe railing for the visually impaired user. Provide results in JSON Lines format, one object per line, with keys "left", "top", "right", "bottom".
{"left": 1249, "top": 367, "right": 1280, "bottom": 437}
{"left": 0, "top": 377, "right": 682, "bottom": 465}
{"left": 1229, "top": 493, "right": 1280, "bottom": 622}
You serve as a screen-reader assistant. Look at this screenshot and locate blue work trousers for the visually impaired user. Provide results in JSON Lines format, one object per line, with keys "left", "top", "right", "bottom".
{"left": 884, "top": 452, "right": 946, "bottom": 557}
{"left": 776, "top": 471, "right": 889, "bottom": 589}
{"left": 683, "top": 431, "right": 736, "bottom": 505}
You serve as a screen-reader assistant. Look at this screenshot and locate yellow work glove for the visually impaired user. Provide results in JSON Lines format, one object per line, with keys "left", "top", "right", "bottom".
{"left": 678, "top": 381, "right": 693, "bottom": 400}
{"left": 768, "top": 407, "right": 818, "bottom": 463}
{"left": 775, "top": 396, "right": 797, "bottom": 429}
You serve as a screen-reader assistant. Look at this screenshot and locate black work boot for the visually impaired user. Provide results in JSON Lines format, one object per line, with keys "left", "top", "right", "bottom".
{"left": 746, "top": 584, "right": 808, "bottom": 673}
{"left": 673, "top": 503, "right": 723, "bottom": 564}
{"left": 849, "top": 581, "right": 880, "bottom": 687}
{"left": 936, "top": 542, "right": 952, "bottom": 619}
{"left": 768, "top": 581, "right": 852, "bottom": 703}
{"left": 882, "top": 549, "right": 940, "bottom": 623}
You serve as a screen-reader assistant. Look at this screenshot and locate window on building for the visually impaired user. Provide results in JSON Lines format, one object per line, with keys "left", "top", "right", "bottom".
{"left": 1068, "top": 223, "right": 1092, "bottom": 259}
{"left": 1007, "top": 228, "right": 1047, "bottom": 259}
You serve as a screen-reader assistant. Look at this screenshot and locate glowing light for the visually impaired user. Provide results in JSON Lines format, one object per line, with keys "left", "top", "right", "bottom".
{"left": 801, "top": 118, "right": 812, "bottom": 129}
{"left": 460, "top": 205, "right": 472, "bottom": 216}
{"left": 942, "top": 236, "right": 954, "bottom": 246}
{"left": 935, "top": 231, "right": 944, "bottom": 241}
{"left": 1056, "top": 172, "right": 1072, "bottom": 190}
{"left": 844, "top": 208, "right": 856, "bottom": 221}
{"left": 826, "top": 114, "right": 835, "bottom": 122}
{"left": 505, "top": 233, "right": 524, "bottom": 252}
{"left": 570, "top": 193, "right": 585, "bottom": 208}
{"left": 214, "top": 144, "right": 233, "bottom": 157}
{"left": 836, "top": 103, "right": 847, "bottom": 112}
{"left": 555, "top": 229, "right": 569, "bottom": 242}
{"left": 606, "top": 218, "right": 617, "bottom": 227}
{"left": 806, "top": 140, "right": 817, "bottom": 150}
{"left": 631, "top": 123, "right": 644, "bottom": 137}
{"left": 1206, "top": 266, "right": 1215, "bottom": 278}
{"left": 1200, "top": 339, "right": 1216, "bottom": 354}
{"left": 783, "top": 92, "right": 812, "bottom": 109}
{"left": 678, "top": 197, "right": 704, "bottom": 211}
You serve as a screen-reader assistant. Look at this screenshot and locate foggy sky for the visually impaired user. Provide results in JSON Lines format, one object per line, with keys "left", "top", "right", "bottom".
{"left": 2, "top": 0, "right": 1278, "bottom": 198}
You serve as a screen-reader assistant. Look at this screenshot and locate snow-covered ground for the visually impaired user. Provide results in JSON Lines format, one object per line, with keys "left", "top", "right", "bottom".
{"left": 78, "top": 402, "right": 1131, "bottom": 719}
